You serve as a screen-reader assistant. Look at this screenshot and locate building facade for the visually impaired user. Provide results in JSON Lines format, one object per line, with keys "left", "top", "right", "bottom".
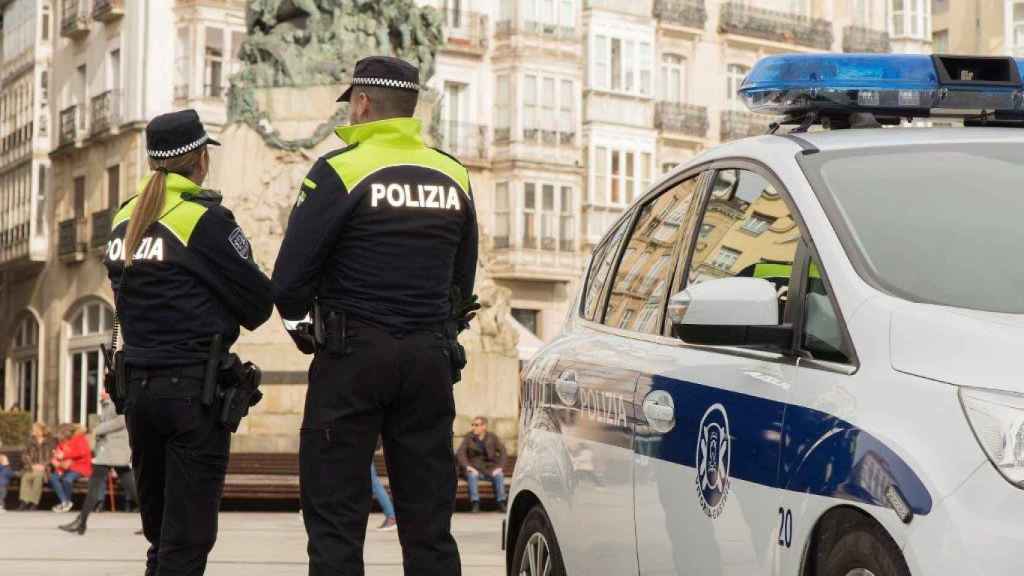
{"left": 0, "top": 0, "right": 53, "bottom": 420}
{"left": 0, "top": 0, "right": 244, "bottom": 427}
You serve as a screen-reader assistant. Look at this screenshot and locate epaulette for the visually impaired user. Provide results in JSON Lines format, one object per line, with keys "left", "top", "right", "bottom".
{"left": 430, "top": 147, "right": 466, "bottom": 168}
{"left": 323, "top": 142, "right": 359, "bottom": 160}
{"left": 181, "top": 189, "right": 223, "bottom": 206}
{"left": 118, "top": 194, "right": 137, "bottom": 209}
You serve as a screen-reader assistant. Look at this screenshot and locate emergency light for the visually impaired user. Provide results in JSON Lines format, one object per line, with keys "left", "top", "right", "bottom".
{"left": 740, "top": 54, "right": 1024, "bottom": 122}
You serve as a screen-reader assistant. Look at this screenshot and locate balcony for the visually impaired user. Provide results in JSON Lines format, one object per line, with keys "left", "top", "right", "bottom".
{"left": 90, "top": 90, "right": 122, "bottom": 135}
{"left": 842, "top": 25, "right": 890, "bottom": 53}
{"left": 719, "top": 2, "right": 833, "bottom": 50}
{"left": 59, "top": 105, "right": 80, "bottom": 148}
{"left": 655, "top": 102, "right": 708, "bottom": 139}
{"left": 495, "top": 19, "right": 578, "bottom": 42}
{"left": 58, "top": 218, "right": 87, "bottom": 262}
{"left": 436, "top": 122, "right": 489, "bottom": 165}
{"left": 654, "top": 0, "right": 707, "bottom": 31}
{"left": 443, "top": 10, "right": 488, "bottom": 55}
{"left": 91, "top": 210, "right": 113, "bottom": 250}
{"left": 61, "top": 0, "right": 91, "bottom": 40}
{"left": 0, "top": 222, "right": 30, "bottom": 266}
{"left": 720, "top": 110, "right": 768, "bottom": 141}
{"left": 489, "top": 247, "right": 585, "bottom": 282}
{"left": 92, "top": 0, "right": 125, "bottom": 23}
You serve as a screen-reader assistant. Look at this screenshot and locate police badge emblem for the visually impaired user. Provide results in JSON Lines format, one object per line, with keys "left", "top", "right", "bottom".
{"left": 696, "top": 403, "right": 731, "bottom": 519}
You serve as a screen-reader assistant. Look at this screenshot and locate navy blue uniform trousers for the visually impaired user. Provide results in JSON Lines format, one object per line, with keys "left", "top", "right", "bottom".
{"left": 126, "top": 365, "right": 230, "bottom": 576}
{"left": 300, "top": 321, "right": 461, "bottom": 576}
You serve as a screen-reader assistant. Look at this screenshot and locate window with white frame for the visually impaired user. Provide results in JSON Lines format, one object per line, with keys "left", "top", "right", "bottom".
{"left": 205, "top": 27, "right": 225, "bottom": 98}
{"left": 520, "top": 181, "right": 576, "bottom": 251}
{"left": 521, "top": 0, "right": 575, "bottom": 33}
{"left": 660, "top": 54, "right": 686, "bottom": 103}
{"left": 495, "top": 74, "right": 511, "bottom": 142}
{"left": 495, "top": 182, "right": 511, "bottom": 248}
{"left": 891, "top": 0, "right": 928, "bottom": 39}
{"left": 710, "top": 246, "right": 741, "bottom": 271}
{"left": 522, "top": 73, "right": 575, "bottom": 145}
{"left": 175, "top": 27, "right": 190, "bottom": 100}
{"left": 65, "top": 301, "right": 113, "bottom": 427}
{"left": 592, "top": 34, "right": 653, "bottom": 96}
{"left": 742, "top": 212, "right": 776, "bottom": 235}
{"left": 1014, "top": 4, "right": 1024, "bottom": 54}
{"left": 591, "top": 146, "right": 653, "bottom": 207}
{"left": 8, "top": 313, "right": 39, "bottom": 417}
{"left": 726, "top": 64, "right": 750, "bottom": 110}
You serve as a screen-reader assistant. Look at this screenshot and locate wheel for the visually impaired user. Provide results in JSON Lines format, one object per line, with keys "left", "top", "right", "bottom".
{"left": 818, "top": 519, "right": 910, "bottom": 576}
{"left": 511, "top": 506, "right": 567, "bottom": 576}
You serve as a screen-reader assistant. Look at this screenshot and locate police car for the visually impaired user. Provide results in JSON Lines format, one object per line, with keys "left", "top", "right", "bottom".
{"left": 506, "top": 54, "right": 1024, "bottom": 576}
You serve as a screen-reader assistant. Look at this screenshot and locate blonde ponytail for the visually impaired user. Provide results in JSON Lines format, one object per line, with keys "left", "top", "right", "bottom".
{"left": 123, "top": 147, "right": 206, "bottom": 266}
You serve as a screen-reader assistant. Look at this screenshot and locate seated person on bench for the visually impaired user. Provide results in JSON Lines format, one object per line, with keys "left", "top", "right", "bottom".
{"left": 456, "top": 417, "right": 508, "bottom": 513}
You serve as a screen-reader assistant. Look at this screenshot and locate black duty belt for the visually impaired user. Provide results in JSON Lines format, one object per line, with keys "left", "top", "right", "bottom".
{"left": 126, "top": 363, "right": 207, "bottom": 381}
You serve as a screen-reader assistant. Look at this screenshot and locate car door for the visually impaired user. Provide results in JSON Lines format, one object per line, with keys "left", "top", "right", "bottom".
{"left": 634, "top": 165, "right": 802, "bottom": 576}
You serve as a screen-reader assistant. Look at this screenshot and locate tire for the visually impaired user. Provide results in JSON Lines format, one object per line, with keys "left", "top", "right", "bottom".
{"left": 819, "top": 519, "right": 910, "bottom": 576}
{"left": 511, "top": 506, "right": 567, "bottom": 576}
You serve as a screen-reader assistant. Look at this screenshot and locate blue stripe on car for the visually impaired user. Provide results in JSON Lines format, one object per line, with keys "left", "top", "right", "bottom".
{"left": 633, "top": 375, "right": 932, "bottom": 515}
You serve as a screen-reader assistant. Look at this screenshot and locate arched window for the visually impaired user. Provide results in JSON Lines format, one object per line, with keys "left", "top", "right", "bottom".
{"left": 65, "top": 300, "right": 113, "bottom": 426}
{"left": 7, "top": 313, "right": 40, "bottom": 417}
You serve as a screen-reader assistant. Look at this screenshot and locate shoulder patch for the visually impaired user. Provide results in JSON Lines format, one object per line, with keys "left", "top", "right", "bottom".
{"left": 430, "top": 147, "right": 466, "bottom": 168}
{"left": 323, "top": 142, "right": 359, "bottom": 161}
{"left": 228, "top": 227, "right": 251, "bottom": 260}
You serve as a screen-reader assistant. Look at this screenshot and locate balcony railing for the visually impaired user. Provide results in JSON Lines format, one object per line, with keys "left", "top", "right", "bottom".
{"left": 719, "top": 2, "right": 833, "bottom": 50}
{"left": 842, "top": 25, "right": 891, "bottom": 53}
{"left": 495, "top": 19, "right": 578, "bottom": 41}
{"left": 61, "top": 0, "right": 90, "bottom": 39}
{"left": 490, "top": 247, "right": 584, "bottom": 281}
{"left": 437, "top": 122, "right": 489, "bottom": 163}
{"left": 654, "top": 0, "right": 708, "bottom": 30}
{"left": 92, "top": 0, "right": 125, "bottom": 22}
{"left": 0, "top": 222, "right": 30, "bottom": 264}
{"left": 59, "top": 105, "right": 79, "bottom": 147}
{"left": 91, "top": 90, "right": 121, "bottom": 134}
{"left": 720, "top": 110, "right": 768, "bottom": 141}
{"left": 655, "top": 102, "right": 708, "bottom": 138}
{"left": 443, "top": 10, "right": 488, "bottom": 54}
{"left": 91, "top": 210, "right": 113, "bottom": 249}
{"left": 58, "top": 218, "right": 87, "bottom": 261}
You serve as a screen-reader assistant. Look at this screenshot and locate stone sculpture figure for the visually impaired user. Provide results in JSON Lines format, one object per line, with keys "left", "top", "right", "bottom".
{"left": 229, "top": 0, "right": 444, "bottom": 150}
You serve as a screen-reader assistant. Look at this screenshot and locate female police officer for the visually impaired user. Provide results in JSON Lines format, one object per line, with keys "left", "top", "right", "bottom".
{"left": 104, "top": 110, "right": 273, "bottom": 576}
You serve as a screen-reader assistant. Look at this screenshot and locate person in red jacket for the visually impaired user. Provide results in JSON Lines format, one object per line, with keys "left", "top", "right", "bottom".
{"left": 49, "top": 424, "right": 92, "bottom": 512}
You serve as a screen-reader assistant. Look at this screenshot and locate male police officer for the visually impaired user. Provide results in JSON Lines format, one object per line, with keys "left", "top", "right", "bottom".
{"left": 273, "top": 57, "right": 478, "bottom": 575}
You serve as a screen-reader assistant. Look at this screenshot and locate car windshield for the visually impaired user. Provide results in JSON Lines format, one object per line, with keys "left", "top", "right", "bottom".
{"left": 804, "top": 142, "right": 1024, "bottom": 314}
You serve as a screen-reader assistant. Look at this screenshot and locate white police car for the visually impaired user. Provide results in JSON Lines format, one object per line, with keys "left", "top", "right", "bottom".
{"left": 505, "top": 54, "right": 1024, "bottom": 576}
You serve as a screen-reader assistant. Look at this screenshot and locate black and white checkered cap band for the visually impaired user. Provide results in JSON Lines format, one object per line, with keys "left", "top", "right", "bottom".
{"left": 148, "top": 134, "right": 210, "bottom": 158}
{"left": 351, "top": 77, "right": 420, "bottom": 91}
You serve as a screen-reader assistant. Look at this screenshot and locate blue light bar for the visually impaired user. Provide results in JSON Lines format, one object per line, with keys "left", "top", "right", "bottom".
{"left": 739, "top": 54, "right": 1024, "bottom": 117}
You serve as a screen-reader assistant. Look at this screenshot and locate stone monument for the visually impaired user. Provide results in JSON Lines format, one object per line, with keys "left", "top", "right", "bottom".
{"left": 208, "top": 0, "right": 521, "bottom": 453}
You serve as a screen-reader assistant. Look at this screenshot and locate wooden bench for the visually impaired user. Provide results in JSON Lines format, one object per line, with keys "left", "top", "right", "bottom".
{"left": 222, "top": 451, "right": 515, "bottom": 507}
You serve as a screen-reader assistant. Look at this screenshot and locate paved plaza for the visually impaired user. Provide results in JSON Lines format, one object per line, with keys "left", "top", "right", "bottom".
{"left": 0, "top": 511, "right": 505, "bottom": 575}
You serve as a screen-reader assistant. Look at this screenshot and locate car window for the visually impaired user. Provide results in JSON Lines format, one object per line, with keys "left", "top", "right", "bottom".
{"left": 687, "top": 168, "right": 801, "bottom": 322}
{"left": 602, "top": 175, "right": 700, "bottom": 334}
{"left": 802, "top": 259, "right": 850, "bottom": 364}
{"left": 582, "top": 218, "right": 629, "bottom": 322}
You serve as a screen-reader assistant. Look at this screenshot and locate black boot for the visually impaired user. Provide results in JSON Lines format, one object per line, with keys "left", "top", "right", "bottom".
{"left": 59, "top": 514, "right": 87, "bottom": 535}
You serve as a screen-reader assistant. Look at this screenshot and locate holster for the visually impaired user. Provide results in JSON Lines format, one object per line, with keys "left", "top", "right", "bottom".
{"left": 319, "top": 308, "right": 352, "bottom": 357}
{"left": 101, "top": 345, "right": 128, "bottom": 414}
{"left": 217, "top": 353, "right": 263, "bottom": 433}
{"left": 444, "top": 321, "right": 468, "bottom": 384}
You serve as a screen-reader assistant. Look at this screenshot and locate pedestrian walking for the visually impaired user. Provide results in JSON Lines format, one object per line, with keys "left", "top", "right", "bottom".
{"left": 59, "top": 391, "right": 138, "bottom": 535}
{"left": 103, "top": 109, "right": 274, "bottom": 576}
{"left": 273, "top": 56, "right": 479, "bottom": 576}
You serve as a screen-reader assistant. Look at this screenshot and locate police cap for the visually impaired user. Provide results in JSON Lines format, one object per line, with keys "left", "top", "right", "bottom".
{"left": 146, "top": 109, "right": 220, "bottom": 159}
{"left": 337, "top": 56, "right": 420, "bottom": 103}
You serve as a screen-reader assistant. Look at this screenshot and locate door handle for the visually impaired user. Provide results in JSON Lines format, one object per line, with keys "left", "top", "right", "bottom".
{"left": 642, "top": 390, "right": 676, "bottom": 433}
{"left": 555, "top": 370, "right": 579, "bottom": 406}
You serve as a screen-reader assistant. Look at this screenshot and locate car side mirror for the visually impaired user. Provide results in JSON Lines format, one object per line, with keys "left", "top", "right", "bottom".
{"left": 668, "top": 277, "right": 793, "bottom": 349}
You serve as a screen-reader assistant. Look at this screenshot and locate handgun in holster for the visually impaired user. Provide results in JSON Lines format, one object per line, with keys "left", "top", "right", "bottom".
{"left": 218, "top": 354, "right": 263, "bottom": 433}
{"left": 101, "top": 345, "right": 128, "bottom": 414}
{"left": 444, "top": 321, "right": 468, "bottom": 384}
{"left": 320, "top": 308, "right": 351, "bottom": 357}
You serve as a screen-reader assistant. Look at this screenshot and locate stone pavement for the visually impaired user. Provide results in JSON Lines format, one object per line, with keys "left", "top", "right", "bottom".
{"left": 0, "top": 511, "right": 505, "bottom": 575}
